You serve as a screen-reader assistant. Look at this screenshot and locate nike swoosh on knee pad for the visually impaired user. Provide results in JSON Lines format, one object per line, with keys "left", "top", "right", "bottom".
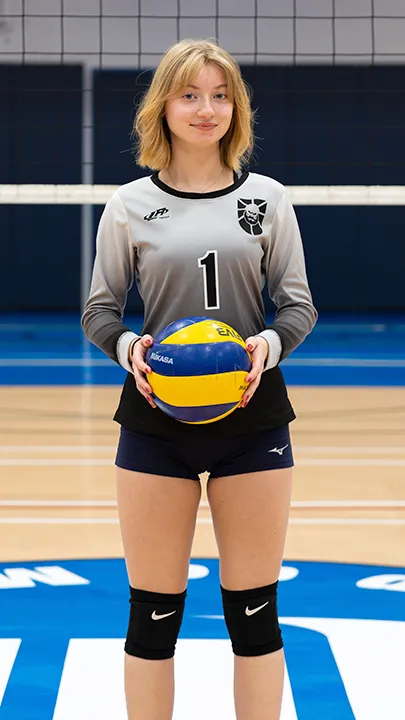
{"left": 245, "top": 601, "right": 269, "bottom": 616}
{"left": 151, "top": 610, "right": 177, "bottom": 620}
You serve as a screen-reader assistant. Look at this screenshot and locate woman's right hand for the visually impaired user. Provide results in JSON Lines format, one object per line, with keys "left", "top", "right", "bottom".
{"left": 129, "top": 335, "right": 157, "bottom": 408}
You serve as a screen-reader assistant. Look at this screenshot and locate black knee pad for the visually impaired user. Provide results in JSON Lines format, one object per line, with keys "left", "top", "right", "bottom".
{"left": 125, "top": 586, "right": 187, "bottom": 660}
{"left": 221, "top": 581, "right": 283, "bottom": 657}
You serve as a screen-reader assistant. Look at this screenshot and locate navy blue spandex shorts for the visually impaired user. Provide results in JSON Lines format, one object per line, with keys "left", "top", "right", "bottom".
{"left": 115, "top": 425, "right": 294, "bottom": 481}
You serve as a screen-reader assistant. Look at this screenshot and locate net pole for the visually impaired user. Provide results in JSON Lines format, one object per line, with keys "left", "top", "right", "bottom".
{"left": 80, "top": 64, "right": 94, "bottom": 385}
{"left": 80, "top": 64, "right": 94, "bottom": 312}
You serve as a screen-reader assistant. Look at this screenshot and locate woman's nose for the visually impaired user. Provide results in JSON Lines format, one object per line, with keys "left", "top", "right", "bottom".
{"left": 197, "top": 99, "right": 215, "bottom": 116}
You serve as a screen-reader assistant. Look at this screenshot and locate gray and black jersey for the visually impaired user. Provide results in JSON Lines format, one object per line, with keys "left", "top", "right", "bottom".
{"left": 82, "top": 170, "right": 317, "bottom": 437}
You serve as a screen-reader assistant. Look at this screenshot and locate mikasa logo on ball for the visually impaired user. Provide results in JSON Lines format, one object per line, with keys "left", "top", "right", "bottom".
{"left": 150, "top": 352, "right": 173, "bottom": 364}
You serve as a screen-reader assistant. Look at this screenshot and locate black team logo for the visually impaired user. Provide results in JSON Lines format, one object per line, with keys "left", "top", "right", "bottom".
{"left": 237, "top": 198, "right": 267, "bottom": 235}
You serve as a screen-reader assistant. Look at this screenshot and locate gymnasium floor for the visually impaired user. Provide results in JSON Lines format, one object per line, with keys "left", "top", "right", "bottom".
{"left": 1, "top": 314, "right": 405, "bottom": 719}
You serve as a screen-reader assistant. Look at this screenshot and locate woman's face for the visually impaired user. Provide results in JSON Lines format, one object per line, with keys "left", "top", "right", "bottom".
{"left": 164, "top": 63, "right": 234, "bottom": 150}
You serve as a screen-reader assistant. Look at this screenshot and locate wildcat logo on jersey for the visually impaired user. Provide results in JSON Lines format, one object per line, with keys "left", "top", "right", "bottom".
{"left": 144, "top": 207, "right": 170, "bottom": 221}
{"left": 237, "top": 198, "right": 267, "bottom": 235}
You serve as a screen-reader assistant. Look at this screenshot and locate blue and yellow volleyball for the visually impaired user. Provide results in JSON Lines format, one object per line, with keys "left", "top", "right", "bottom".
{"left": 145, "top": 316, "right": 252, "bottom": 424}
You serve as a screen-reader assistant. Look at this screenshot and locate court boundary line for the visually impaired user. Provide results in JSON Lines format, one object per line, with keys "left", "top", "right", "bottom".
{"left": 1, "top": 445, "right": 405, "bottom": 454}
{"left": 1, "top": 500, "right": 405, "bottom": 509}
{"left": 1, "top": 358, "right": 405, "bottom": 367}
{"left": 1, "top": 517, "right": 405, "bottom": 526}
{"left": 2, "top": 458, "right": 405, "bottom": 466}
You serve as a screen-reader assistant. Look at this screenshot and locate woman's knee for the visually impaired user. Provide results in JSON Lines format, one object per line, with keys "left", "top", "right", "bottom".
{"left": 125, "top": 586, "right": 187, "bottom": 660}
{"left": 221, "top": 580, "right": 283, "bottom": 657}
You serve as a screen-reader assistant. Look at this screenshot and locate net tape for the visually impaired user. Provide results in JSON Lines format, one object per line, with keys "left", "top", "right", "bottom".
{"left": 1, "top": 184, "right": 405, "bottom": 205}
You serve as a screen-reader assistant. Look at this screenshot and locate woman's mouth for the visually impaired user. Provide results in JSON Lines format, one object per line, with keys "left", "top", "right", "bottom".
{"left": 191, "top": 124, "right": 217, "bottom": 130}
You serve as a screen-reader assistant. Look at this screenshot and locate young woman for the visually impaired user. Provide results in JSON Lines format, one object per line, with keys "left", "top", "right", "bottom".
{"left": 82, "top": 38, "right": 317, "bottom": 720}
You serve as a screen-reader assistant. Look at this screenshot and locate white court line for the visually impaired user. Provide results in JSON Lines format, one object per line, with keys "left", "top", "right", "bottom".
{"left": 2, "top": 322, "right": 403, "bottom": 331}
{"left": 1, "top": 445, "right": 404, "bottom": 455}
{"left": 0, "top": 500, "right": 118, "bottom": 507}
{"left": 0, "top": 359, "right": 111, "bottom": 367}
{"left": 0, "top": 446, "right": 118, "bottom": 453}
{"left": 2, "top": 458, "right": 405, "bottom": 466}
{"left": 0, "top": 459, "right": 112, "bottom": 466}
{"left": 0, "top": 640, "right": 21, "bottom": 706}
{"left": 1, "top": 499, "right": 405, "bottom": 509}
{"left": 0, "top": 518, "right": 119, "bottom": 525}
{"left": 52, "top": 637, "right": 297, "bottom": 719}
{"left": 280, "top": 617, "right": 405, "bottom": 720}
{"left": 294, "top": 447, "right": 405, "bottom": 455}
{"left": 1, "top": 517, "right": 405, "bottom": 526}
{"left": 284, "top": 358, "right": 405, "bottom": 367}
{"left": 1, "top": 357, "right": 405, "bottom": 367}
{"left": 291, "top": 500, "right": 405, "bottom": 508}
{"left": 297, "top": 459, "right": 405, "bottom": 467}
{"left": 289, "top": 519, "right": 405, "bottom": 525}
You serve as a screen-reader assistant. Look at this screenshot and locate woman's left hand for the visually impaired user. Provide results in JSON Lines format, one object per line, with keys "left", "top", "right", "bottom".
{"left": 240, "top": 336, "right": 269, "bottom": 408}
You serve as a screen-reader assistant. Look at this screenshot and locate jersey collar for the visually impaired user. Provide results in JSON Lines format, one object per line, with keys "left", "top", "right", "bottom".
{"left": 150, "top": 170, "right": 249, "bottom": 199}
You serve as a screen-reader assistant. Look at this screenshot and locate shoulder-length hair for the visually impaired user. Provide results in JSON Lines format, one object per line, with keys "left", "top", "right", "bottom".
{"left": 134, "top": 39, "right": 254, "bottom": 172}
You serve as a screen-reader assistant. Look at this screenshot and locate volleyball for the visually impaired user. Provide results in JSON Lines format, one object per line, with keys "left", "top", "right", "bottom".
{"left": 145, "top": 316, "right": 252, "bottom": 424}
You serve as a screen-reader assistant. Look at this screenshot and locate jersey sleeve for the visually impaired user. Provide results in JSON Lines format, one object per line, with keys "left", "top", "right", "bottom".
{"left": 81, "top": 191, "right": 139, "bottom": 370}
{"left": 260, "top": 189, "right": 318, "bottom": 364}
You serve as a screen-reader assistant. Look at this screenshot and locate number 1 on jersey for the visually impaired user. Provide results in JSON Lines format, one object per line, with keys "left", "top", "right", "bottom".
{"left": 198, "top": 250, "right": 220, "bottom": 310}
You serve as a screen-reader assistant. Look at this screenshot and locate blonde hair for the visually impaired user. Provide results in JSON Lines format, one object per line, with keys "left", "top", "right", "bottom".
{"left": 134, "top": 39, "right": 254, "bottom": 172}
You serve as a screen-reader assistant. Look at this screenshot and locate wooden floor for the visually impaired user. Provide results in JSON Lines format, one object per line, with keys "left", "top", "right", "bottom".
{"left": 1, "top": 385, "right": 405, "bottom": 565}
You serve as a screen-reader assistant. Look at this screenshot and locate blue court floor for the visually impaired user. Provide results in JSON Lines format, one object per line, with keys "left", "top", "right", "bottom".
{"left": 1, "top": 312, "right": 405, "bottom": 718}
{"left": 1, "top": 558, "right": 405, "bottom": 719}
{"left": 1, "top": 312, "right": 405, "bottom": 386}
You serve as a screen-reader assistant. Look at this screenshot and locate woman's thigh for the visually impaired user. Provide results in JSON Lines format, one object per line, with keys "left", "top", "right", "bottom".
{"left": 116, "top": 467, "right": 201, "bottom": 593}
{"left": 207, "top": 468, "right": 293, "bottom": 589}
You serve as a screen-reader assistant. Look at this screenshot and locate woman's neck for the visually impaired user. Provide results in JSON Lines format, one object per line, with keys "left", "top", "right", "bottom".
{"left": 161, "top": 144, "right": 234, "bottom": 193}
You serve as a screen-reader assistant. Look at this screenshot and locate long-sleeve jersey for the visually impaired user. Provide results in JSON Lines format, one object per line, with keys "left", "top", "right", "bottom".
{"left": 82, "top": 170, "right": 317, "bottom": 437}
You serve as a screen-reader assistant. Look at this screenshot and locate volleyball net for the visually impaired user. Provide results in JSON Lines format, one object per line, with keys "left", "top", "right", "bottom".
{"left": 1, "top": 1, "right": 404, "bottom": 313}
{"left": 2, "top": 185, "right": 405, "bottom": 206}
{"left": 2, "top": 1, "right": 405, "bottom": 66}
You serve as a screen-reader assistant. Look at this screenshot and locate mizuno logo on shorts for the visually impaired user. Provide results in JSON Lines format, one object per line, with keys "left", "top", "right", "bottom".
{"left": 268, "top": 444, "right": 289, "bottom": 456}
{"left": 151, "top": 610, "right": 176, "bottom": 621}
{"left": 245, "top": 602, "right": 269, "bottom": 616}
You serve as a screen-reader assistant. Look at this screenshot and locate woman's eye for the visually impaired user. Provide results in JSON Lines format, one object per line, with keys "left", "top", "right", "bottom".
{"left": 183, "top": 93, "right": 196, "bottom": 100}
{"left": 215, "top": 93, "right": 227, "bottom": 100}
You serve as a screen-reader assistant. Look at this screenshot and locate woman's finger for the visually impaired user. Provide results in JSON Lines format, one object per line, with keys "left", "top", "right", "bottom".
{"left": 132, "top": 336, "right": 153, "bottom": 372}
{"left": 135, "top": 382, "right": 157, "bottom": 408}
{"left": 245, "top": 351, "right": 265, "bottom": 384}
{"left": 245, "top": 336, "right": 268, "bottom": 384}
{"left": 133, "top": 358, "right": 152, "bottom": 375}
{"left": 133, "top": 365, "right": 156, "bottom": 407}
{"left": 138, "top": 378, "right": 154, "bottom": 396}
{"left": 240, "top": 374, "right": 261, "bottom": 407}
{"left": 246, "top": 361, "right": 261, "bottom": 384}
{"left": 133, "top": 366, "right": 152, "bottom": 393}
